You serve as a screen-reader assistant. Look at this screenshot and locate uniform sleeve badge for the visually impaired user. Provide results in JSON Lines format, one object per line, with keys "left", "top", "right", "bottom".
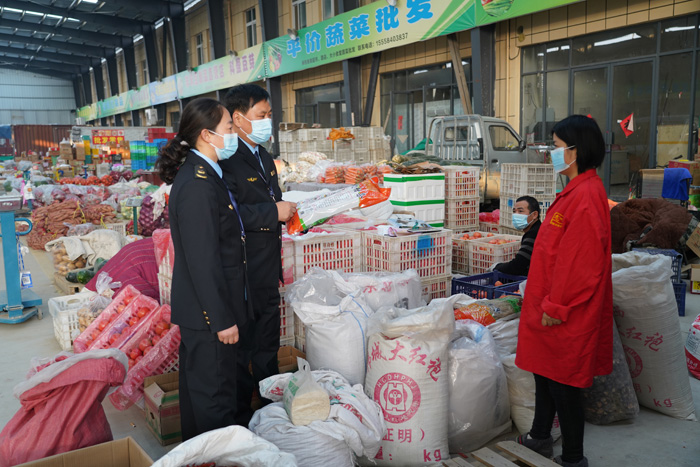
{"left": 195, "top": 165, "right": 207, "bottom": 179}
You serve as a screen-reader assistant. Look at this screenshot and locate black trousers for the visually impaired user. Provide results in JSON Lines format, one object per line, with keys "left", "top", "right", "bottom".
{"left": 237, "top": 286, "right": 281, "bottom": 417}
{"left": 530, "top": 373, "right": 585, "bottom": 463}
{"left": 178, "top": 326, "right": 250, "bottom": 441}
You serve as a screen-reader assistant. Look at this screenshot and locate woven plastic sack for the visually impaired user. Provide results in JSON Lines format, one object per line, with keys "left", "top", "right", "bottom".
{"left": 253, "top": 368, "right": 385, "bottom": 466}
{"left": 151, "top": 425, "right": 297, "bottom": 467}
{"left": 448, "top": 320, "right": 511, "bottom": 452}
{"left": 0, "top": 350, "right": 127, "bottom": 467}
{"left": 363, "top": 296, "right": 457, "bottom": 465}
{"left": 612, "top": 251, "right": 696, "bottom": 420}
{"left": 581, "top": 323, "right": 639, "bottom": 424}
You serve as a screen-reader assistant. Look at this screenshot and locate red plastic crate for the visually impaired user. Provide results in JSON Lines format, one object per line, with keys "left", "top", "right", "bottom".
{"left": 71, "top": 285, "right": 141, "bottom": 353}
{"left": 74, "top": 294, "right": 160, "bottom": 353}
{"left": 445, "top": 197, "right": 480, "bottom": 231}
{"left": 469, "top": 235, "right": 522, "bottom": 275}
{"left": 363, "top": 229, "right": 452, "bottom": 279}
{"left": 292, "top": 229, "right": 362, "bottom": 279}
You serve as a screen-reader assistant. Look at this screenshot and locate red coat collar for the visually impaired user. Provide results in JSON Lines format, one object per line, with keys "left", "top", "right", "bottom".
{"left": 557, "top": 169, "right": 600, "bottom": 199}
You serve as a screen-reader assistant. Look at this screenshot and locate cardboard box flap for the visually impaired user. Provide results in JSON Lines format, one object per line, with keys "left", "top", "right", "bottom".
{"left": 16, "top": 437, "right": 152, "bottom": 467}
{"left": 690, "top": 264, "right": 700, "bottom": 282}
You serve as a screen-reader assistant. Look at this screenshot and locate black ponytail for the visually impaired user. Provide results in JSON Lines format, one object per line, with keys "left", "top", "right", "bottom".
{"left": 156, "top": 98, "right": 225, "bottom": 184}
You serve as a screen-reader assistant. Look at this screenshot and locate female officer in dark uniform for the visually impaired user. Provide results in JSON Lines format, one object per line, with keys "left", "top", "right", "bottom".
{"left": 156, "top": 98, "right": 252, "bottom": 440}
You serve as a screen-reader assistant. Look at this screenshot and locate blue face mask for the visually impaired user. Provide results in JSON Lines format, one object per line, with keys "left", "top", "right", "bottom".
{"left": 512, "top": 213, "right": 532, "bottom": 230}
{"left": 551, "top": 145, "right": 576, "bottom": 173}
{"left": 208, "top": 130, "right": 238, "bottom": 161}
{"left": 238, "top": 114, "right": 272, "bottom": 144}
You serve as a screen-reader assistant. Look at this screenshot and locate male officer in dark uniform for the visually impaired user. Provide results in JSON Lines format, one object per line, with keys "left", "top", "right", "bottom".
{"left": 220, "top": 84, "right": 296, "bottom": 421}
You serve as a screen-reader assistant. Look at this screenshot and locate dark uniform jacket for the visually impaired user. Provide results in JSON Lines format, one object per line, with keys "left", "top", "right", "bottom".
{"left": 220, "top": 140, "right": 283, "bottom": 288}
{"left": 169, "top": 152, "right": 250, "bottom": 332}
{"left": 494, "top": 220, "right": 541, "bottom": 277}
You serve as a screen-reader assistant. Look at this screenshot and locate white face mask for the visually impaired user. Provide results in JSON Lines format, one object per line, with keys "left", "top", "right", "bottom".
{"left": 551, "top": 145, "right": 576, "bottom": 173}
{"left": 237, "top": 113, "right": 272, "bottom": 144}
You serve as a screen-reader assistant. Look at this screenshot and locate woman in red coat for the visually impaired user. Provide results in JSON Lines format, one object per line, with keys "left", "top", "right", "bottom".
{"left": 515, "top": 115, "right": 613, "bottom": 467}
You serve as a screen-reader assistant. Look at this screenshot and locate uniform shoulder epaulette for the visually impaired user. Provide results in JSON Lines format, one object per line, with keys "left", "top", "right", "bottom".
{"left": 195, "top": 165, "right": 207, "bottom": 179}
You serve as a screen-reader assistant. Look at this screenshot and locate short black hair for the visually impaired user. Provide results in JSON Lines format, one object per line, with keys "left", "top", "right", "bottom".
{"left": 551, "top": 115, "right": 605, "bottom": 174}
{"left": 516, "top": 195, "right": 540, "bottom": 218}
{"left": 222, "top": 84, "right": 269, "bottom": 115}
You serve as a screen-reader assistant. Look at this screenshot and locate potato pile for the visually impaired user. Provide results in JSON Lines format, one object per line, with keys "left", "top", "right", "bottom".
{"left": 48, "top": 243, "right": 87, "bottom": 276}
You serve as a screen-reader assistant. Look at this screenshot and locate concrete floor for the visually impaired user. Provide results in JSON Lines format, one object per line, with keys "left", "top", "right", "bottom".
{"left": 0, "top": 240, "right": 699, "bottom": 465}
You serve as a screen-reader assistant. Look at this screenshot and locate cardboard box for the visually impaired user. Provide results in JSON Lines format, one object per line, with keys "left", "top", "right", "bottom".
{"left": 690, "top": 264, "right": 700, "bottom": 294}
{"left": 144, "top": 371, "right": 181, "bottom": 446}
{"left": 75, "top": 143, "right": 86, "bottom": 161}
{"left": 668, "top": 160, "right": 700, "bottom": 186}
{"left": 278, "top": 345, "right": 305, "bottom": 373}
{"left": 16, "top": 437, "right": 153, "bottom": 467}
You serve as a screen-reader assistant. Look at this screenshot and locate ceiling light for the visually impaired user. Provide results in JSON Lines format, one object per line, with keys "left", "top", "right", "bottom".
{"left": 4, "top": 8, "right": 23, "bottom": 14}
{"left": 594, "top": 33, "right": 641, "bottom": 47}
{"left": 664, "top": 26, "right": 696, "bottom": 32}
{"left": 81, "top": 0, "right": 99, "bottom": 4}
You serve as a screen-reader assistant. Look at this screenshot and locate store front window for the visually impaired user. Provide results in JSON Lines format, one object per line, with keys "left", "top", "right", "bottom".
{"left": 380, "top": 61, "right": 473, "bottom": 154}
{"left": 295, "top": 82, "right": 346, "bottom": 127}
{"left": 521, "top": 14, "right": 700, "bottom": 201}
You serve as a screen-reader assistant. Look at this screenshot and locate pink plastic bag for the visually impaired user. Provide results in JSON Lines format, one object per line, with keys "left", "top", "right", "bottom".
{"left": 152, "top": 228, "right": 174, "bottom": 276}
{"left": 0, "top": 350, "right": 127, "bottom": 467}
{"left": 109, "top": 305, "right": 180, "bottom": 411}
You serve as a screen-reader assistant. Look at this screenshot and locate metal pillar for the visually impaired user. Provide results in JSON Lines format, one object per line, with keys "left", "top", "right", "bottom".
{"left": 169, "top": 14, "right": 188, "bottom": 72}
{"left": 72, "top": 77, "right": 83, "bottom": 108}
{"left": 470, "top": 25, "right": 495, "bottom": 116}
{"left": 207, "top": 0, "right": 227, "bottom": 59}
{"left": 363, "top": 52, "right": 381, "bottom": 126}
{"left": 106, "top": 56, "right": 122, "bottom": 125}
{"left": 82, "top": 71, "right": 93, "bottom": 104}
{"left": 124, "top": 44, "right": 140, "bottom": 126}
{"left": 259, "top": 0, "right": 282, "bottom": 156}
{"left": 143, "top": 26, "right": 160, "bottom": 81}
{"left": 339, "top": 0, "right": 362, "bottom": 126}
{"left": 161, "top": 21, "right": 169, "bottom": 78}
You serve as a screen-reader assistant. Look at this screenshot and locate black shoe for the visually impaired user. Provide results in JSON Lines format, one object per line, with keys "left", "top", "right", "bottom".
{"left": 515, "top": 432, "right": 554, "bottom": 458}
{"left": 554, "top": 455, "right": 589, "bottom": 467}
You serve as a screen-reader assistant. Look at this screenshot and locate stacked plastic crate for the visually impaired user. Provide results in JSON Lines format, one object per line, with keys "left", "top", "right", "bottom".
{"left": 383, "top": 172, "right": 446, "bottom": 227}
{"left": 288, "top": 227, "right": 364, "bottom": 351}
{"left": 499, "top": 163, "right": 557, "bottom": 235}
{"left": 361, "top": 228, "right": 453, "bottom": 303}
{"left": 443, "top": 166, "right": 480, "bottom": 232}
{"left": 278, "top": 126, "right": 391, "bottom": 165}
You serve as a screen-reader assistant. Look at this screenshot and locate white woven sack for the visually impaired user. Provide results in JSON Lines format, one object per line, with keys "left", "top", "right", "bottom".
{"left": 363, "top": 296, "right": 456, "bottom": 465}
{"left": 611, "top": 251, "right": 696, "bottom": 420}
{"left": 447, "top": 321, "right": 511, "bottom": 452}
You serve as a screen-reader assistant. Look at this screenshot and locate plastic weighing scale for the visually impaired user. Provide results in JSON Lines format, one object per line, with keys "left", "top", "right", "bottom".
{"left": 0, "top": 195, "right": 42, "bottom": 324}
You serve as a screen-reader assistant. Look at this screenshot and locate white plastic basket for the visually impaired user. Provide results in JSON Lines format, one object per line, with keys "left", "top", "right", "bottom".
{"left": 48, "top": 291, "right": 97, "bottom": 351}
{"left": 444, "top": 197, "right": 479, "bottom": 231}
{"left": 500, "top": 163, "right": 557, "bottom": 198}
{"left": 469, "top": 235, "right": 522, "bottom": 275}
{"left": 443, "top": 165, "right": 480, "bottom": 199}
{"left": 452, "top": 231, "right": 496, "bottom": 275}
{"left": 279, "top": 286, "right": 294, "bottom": 345}
{"left": 104, "top": 221, "right": 129, "bottom": 237}
{"left": 421, "top": 275, "right": 452, "bottom": 304}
